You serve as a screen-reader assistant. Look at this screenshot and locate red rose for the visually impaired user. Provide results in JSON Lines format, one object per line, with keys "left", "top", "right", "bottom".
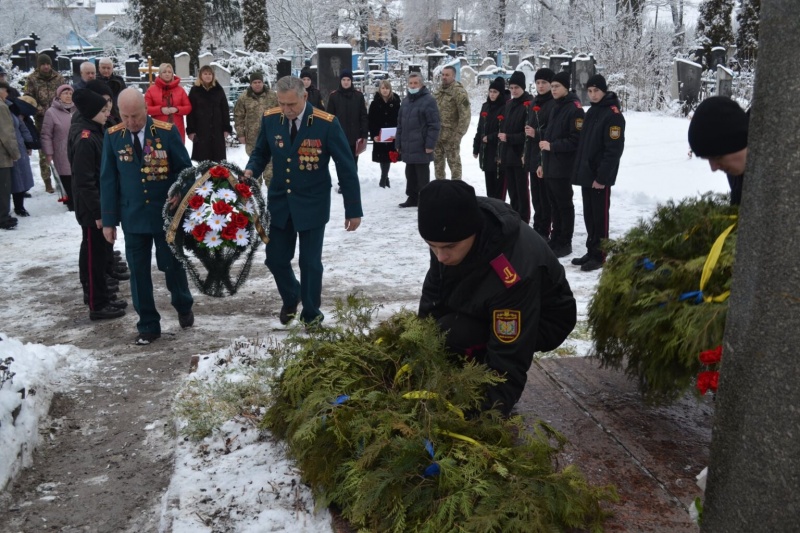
{"left": 212, "top": 200, "right": 234, "bottom": 215}
{"left": 699, "top": 345, "right": 722, "bottom": 366}
{"left": 388, "top": 150, "right": 400, "bottom": 163}
{"left": 188, "top": 194, "right": 205, "bottom": 210}
{"left": 480, "top": 112, "right": 488, "bottom": 117}
{"left": 235, "top": 182, "right": 253, "bottom": 198}
{"left": 221, "top": 224, "right": 239, "bottom": 241}
{"left": 192, "top": 222, "right": 211, "bottom": 241}
{"left": 232, "top": 212, "right": 250, "bottom": 228}
{"left": 533, "top": 106, "right": 541, "bottom": 112}
{"left": 209, "top": 165, "right": 230, "bottom": 179}
{"left": 497, "top": 115, "right": 504, "bottom": 121}
{"left": 696, "top": 371, "right": 719, "bottom": 395}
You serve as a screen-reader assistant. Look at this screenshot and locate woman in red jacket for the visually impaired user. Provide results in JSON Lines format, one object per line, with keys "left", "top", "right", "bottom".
{"left": 144, "top": 63, "right": 191, "bottom": 142}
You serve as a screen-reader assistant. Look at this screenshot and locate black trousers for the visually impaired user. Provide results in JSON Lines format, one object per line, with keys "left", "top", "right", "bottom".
{"left": 530, "top": 173, "right": 551, "bottom": 239}
{"left": 404, "top": 163, "right": 431, "bottom": 204}
{"left": 80, "top": 225, "right": 111, "bottom": 311}
{"left": 379, "top": 161, "right": 391, "bottom": 179}
{"left": 581, "top": 186, "right": 611, "bottom": 261}
{"left": 484, "top": 169, "right": 506, "bottom": 201}
{"left": 545, "top": 179, "right": 574, "bottom": 247}
{"left": 505, "top": 165, "right": 531, "bottom": 224}
{"left": 11, "top": 192, "right": 25, "bottom": 211}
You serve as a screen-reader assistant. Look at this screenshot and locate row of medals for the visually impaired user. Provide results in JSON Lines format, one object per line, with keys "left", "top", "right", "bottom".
{"left": 298, "top": 140, "right": 322, "bottom": 171}
{"left": 143, "top": 143, "right": 169, "bottom": 180}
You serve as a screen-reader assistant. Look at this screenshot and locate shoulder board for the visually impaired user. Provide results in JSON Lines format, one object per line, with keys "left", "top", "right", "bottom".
{"left": 152, "top": 119, "right": 173, "bottom": 130}
{"left": 489, "top": 254, "right": 521, "bottom": 289}
{"left": 264, "top": 107, "right": 282, "bottom": 117}
{"left": 611, "top": 105, "right": 620, "bottom": 114}
{"left": 573, "top": 101, "right": 582, "bottom": 109}
{"left": 312, "top": 108, "right": 335, "bottom": 122}
{"left": 107, "top": 123, "right": 126, "bottom": 134}
{"left": 81, "top": 129, "right": 91, "bottom": 139}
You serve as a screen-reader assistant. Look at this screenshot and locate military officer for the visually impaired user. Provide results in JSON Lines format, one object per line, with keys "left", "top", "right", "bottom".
{"left": 244, "top": 76, "right": 363, "bottom": 326}
{"left": 100, "top": 88, "right": 195, "bottom": 345}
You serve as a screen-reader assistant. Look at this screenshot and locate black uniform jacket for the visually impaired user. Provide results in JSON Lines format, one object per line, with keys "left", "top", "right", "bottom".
{"left": 572, "top": 91, "right": 625, "bottom": 187}
{"left": 67, "top": 114, "right": 105, "bottom": 227}
{"left": 306, "top": 84, "right": 325, "bottom": 111}
{"left": 499, "top": 91, "right": 533, "bottom": 168}
{"left": 523, "top": 91, "right": 555, "bottom": 172}
{"left": 419, "top": 198, "right": 577, "bottom": 414}
{"left": 541, "top": 92, "right": 585, "bottom": 179}
{"left": 472, "top": 94, "right": 507, "bottom": 172}
{"left": 326, "top": 86, "right": 368, "bottom": 147}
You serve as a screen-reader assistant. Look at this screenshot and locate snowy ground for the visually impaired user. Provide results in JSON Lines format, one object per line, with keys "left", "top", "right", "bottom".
{"left": 0, "top": 110, "right": 728, "bottom": 531}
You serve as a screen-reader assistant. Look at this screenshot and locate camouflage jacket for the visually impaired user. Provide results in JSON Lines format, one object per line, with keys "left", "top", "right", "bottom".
{"left": 233, "top": 88, "right": 277, "bottom": 151}
{"left": 24, "top": 69, "right": 66, "bottom": 121}
{"left": 434, "top": 81, "right": 471, "bottom": 142}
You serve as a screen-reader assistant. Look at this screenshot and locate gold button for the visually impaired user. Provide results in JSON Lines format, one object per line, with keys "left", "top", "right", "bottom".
{"left": 285, "top": 179, "right": 290, "bottom": 183}
{"left": 143, "top": 189, "right": 148, "bottom": 194}
{"left": 141, "top": 179, "right": 145, "bottom": 183}
{"left": 286, "top": 158, "right": 291, "bottom": 163}
{"left": 286, "top": 169, "right": 291, "bottom": 173}
{"left": 287, "top": 189, "right": 291, "bottom": 193}
{"left": 145, "top": 199, "right": 150, "bottom": 204}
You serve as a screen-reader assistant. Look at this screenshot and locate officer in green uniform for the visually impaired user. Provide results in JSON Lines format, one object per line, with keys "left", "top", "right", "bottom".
{"left": 244, "top": 76, "right": 363, "bottom": 326}
{"left": 100, "top": 88, "right": 194, "bottom": 345}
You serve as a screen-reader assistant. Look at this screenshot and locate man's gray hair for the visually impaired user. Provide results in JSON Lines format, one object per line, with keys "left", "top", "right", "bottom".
{"left": 407, "top": 72, "right": 424, "bottom": 85}
{"left": 274, "top": 76, "right": 306, "bottom": 98}
{"left": 80, "top": 61, "right": 96, "bottom": 73}
{"left": 99, "top": 57, "right": 113, "bottom": 66}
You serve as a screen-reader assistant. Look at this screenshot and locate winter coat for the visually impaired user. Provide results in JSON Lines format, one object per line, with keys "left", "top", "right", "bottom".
{"left": 8, "top": 109, "right": 34, "bottom": 194}
{"left": 67, "top": 113, "right": 105, "bottom": 227}
{"left": 434, "top": 81, "right": 471, "bottom": 143}
{"left": 98, "top": 74, "right": 127, "bottom": 101}
{"left": 0, "top": 104, "right": 21, "bottom": 169}
{"left": 419, "top": 197, "right": 576, "bottom": 415}
{"left": 473, "top": 93, "right": 507, "bottom": 172}
{"left": 523, "top": 91, "right": 555, "bottom": 172}
{"left": 326, "top": 85, "right": 368, "bottom": 148}
{"left": 187, "top": 82, "right": 231, "bottom": 162}
{"left": 540, "top": 92, "right": 585, "bottom": 179}
{"left": 395, "top": 87, "right": 440, "bottom": 165}
{"left": 9, "top": 97, "right": 41, "bottom": 150}
{"left": 233, "top": 87, "right": 277, "bottom": 153}
{"left": 144, "top": 76, "right": 192, "bottom": 141}
{"left": 572, "top": 91, "right": 625, "bottom": 187}
{"left": 41, "top": 97, "right": 76, "bottom": 175}
{"left": 306, "top": 84, "right": 325, "bottom": 111}
{"left": 499, "top": 91, "right": 533, "bottom": 168}
{"left": 24, "top": 68, "right": 65, "bottom": 121}
{"left": 368, "top": 92, "right": 401, "bottom": 163}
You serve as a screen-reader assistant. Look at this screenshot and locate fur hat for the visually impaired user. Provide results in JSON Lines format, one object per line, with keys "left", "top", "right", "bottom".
{"left": 489, "top": 76, "right": 506, "bottom": 93}
{"left": 508, "top": 71, "right": 526, "bottom": 89}
{"left": 586, "top": 74, "right": 608, "bottom": 93}
{"left": 73, "top": 88, "right": 108, "bottom": 119}
{"left": 534, "top": 68, "right": 555, "bottom": 82}
{"left": 37, "top": 53, "right": 52, "bottom": 67}
{"left": 688, "top": 96, "right": 749, "bottom": 157}
{"left": 418, "top": 180, "right": 483, "bottom": 243}
{"left": 552, "top": 71, "right": 571, "bottom": 90}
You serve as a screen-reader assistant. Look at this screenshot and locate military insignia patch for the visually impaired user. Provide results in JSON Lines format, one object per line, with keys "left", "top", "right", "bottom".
{"left": 81, "top": 130, "right": 91, "bottom": 139}
{"left": 573, "top": 101, "right": 582, "bottom": 109}
{"left": 575, "top": 118, "right": 584, "bottom": 130}
{"left": 609, "top": 126, "right": 621, "bottom": 140}
{"left": 490, "top": 254, "right": 521, "bottom": 288}
{"left": 493, "top": 310, "right": 521, "bottom": 343}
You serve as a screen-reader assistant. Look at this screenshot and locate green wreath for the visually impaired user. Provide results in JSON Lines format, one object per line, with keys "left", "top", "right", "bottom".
{"left": 163, "top": 160, "right": 270, "bottom": 297}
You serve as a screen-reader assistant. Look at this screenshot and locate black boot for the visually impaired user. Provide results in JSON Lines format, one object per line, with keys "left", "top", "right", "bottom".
{"left": 379, "top": 176, "right": 387, "bottom": 188}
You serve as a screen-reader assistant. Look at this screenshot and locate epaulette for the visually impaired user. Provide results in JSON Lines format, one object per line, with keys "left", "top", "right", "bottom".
{"left": 107, "top": 123, "right": 126, "bottom": 134}
{"left": 573, "top": 101, "right": 582, "bottom": 109}
{"left": 264, "top": 107, "right": 281, "bottom": 117}
{"left": 611, "top": 105, "right": 620, "bottom": 114}
{"left": 152, "top": 119, "right": 173, "bottom": 130}
{"left": 489, "top": 254, "right": 521, "bottom": 289}
{"left": 80, "top": 129, "right": 91, "bottom": 139}
{"left": 312, "top": 107, "right": 335, "bottom": 122}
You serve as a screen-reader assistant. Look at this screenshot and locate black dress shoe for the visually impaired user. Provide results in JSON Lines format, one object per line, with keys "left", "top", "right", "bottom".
{"left": 398, "top": 199, "right": 418, "bottom": 208}
{"left": 107, "top": 269, "right": 130, "bottom": 281}
{"left": 14, "top": 208, "right": 30, "bottom": 217}
{"left": 84, "top": 291, "right": 119, "bottom": 305}
{"left": 0, "top": 219, "right": 17, "bottom": 230}
{"left": 552, "top": 244, "right": 573, "bottom": 258}
{"left": 23, "top": 192, "right": 32, "bottom": 198}
{"left": 279, "top": 301, "right": 300, "bottom": 325}
{"left": 107, "top": 298, "right": 128, "bottom": 309}
{"left": 89, "top": 306, "right": 126, "bottom": 320}
{"left": 113, "top": 250, "right": 122, "bottom": 257}
{"left": 571, "top": 253, "right": 591, "bottom": 266}
{"left": 179, "top": 310, "right": 194, "bottom": 328}
{"left": 581, "top": 258, "right": 605, "bottom": 272}
{"left": 134, "top": 332, "right": 161, "bottom": 345}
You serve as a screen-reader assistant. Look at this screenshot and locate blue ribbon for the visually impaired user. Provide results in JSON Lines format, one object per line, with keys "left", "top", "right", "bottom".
{"left": 422, "top": 439, "right": 440, "bottom": 477}
{"left": 678, "top": 290, "right": 704, "bottom": 304}
{"left": 331, "top": 394, "right": 350, "bottom": 405}
{"left": 639, "top": 258, "right": 656, "bottom": 271}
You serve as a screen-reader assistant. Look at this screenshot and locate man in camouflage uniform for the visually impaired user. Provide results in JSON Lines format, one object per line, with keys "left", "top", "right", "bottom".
{"left": 233, "top": 72, "right": 277, "bottom": 185}
{"left": 24, "top": 54, "right": 65, "bottom": 193}
{"left": 433, "top": 65, "right": 471, "bottom": 180}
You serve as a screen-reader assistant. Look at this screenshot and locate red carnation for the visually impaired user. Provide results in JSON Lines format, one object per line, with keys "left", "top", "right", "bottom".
{"left": 696, "top": 371, "right": 719, "bottom": 395}
{"left": 699, "top": 345, "right": 722, "bottom": 366}
{"left": 533, "top": 106, "right": 541, "bottom": 112}
{"left": 212, "top": 200, "right": 234, "bottom": 215}
{"left": 232, "top": 212, "right": 250, "bottom": 228}
{"left": 523, "top": 101, "right": 531, "bottom": 107}
{"left": 480, "top": 112, "right": 488, "bottom": 117}
{"left": 209, "top": 165, "right": 230, "bottom": 179}
{"left": 235, "top": 182, "right": 253, "bottom": 198}
{"left": 221, "top": 224, "right": 239, "bottom": 241}
{"left": 388, "top": 150, "right": 400, "bottom": 163}
{"left": 497, "top": 115, "right": 504, "bottom": 121}
{"left": 192, "top": 222, "right": 211, "bottom": 241}
{"left": 188, "top": 194, "right": 205, "bottom": 210}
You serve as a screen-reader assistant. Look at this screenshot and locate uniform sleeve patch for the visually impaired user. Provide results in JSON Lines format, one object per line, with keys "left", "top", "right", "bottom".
{"left": 609, "top": 125, "right": 622, "bottom": 140}
{"left": 490, "top": 253, "right": 521, "bottom": 288}
{"left": 573, "top": 101, "right": 582, "bottom": 109}
{"left": 576, "top": 118, "right": 584, "bottom": 131}
{"left": 493, "top": 310, "right": 521, "bottom": 343}
{"left": 81, "top": 130, "right": 91, "bottom": 139}
{"left": 611, "top": 105, "right": 620, "bottom": 114}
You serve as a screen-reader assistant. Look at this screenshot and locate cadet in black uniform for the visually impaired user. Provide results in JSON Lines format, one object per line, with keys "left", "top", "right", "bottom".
{"left": 524, "top": 68, "right": 556, "bottom": 240}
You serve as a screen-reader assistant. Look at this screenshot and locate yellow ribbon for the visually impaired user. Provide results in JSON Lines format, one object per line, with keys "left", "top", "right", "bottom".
{"left": 394, "top": 363, "right": 412, "bottom": 385}
{"left": 700, "top": 222, "right": 737, "bottom": 303}
{"left": 402, "top": 391, "right": 465, "bottom": 420}
{"left": 437, "top": 429, "right": 482, "bottom": 447}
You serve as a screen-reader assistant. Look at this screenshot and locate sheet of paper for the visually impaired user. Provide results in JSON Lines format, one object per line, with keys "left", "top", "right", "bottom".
{"left": 378, "top": 127, "right": 397, "bottom": 142}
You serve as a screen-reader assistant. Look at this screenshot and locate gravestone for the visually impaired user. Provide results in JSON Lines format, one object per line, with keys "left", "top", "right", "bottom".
{"left": 276, "top": 58, "right": 291, "bottom": 79}
{"left": 709, "top": 46, "right": 727, "bottom": 71}
{"left": 125, "top": 58, "right": 141, "bottom": 80}
{"left": 538, "top": 55, "right": 550, "bottom": 68}
{"left": 715, "top": 66, "right": 734, "bottom": 98}
{"left": 571, "top": 54, "right": 596, "bottom": 106}
{"left": 71, "top": 57, "right": 86, "bottom": 82}
{"left": 460, "top": 65, "right": 477, "bottom": 88}
{"left": 310, "top": 51, "right": 318, "bottom": 66}
{"left": 10, "top": 38, "right": 35, "bottom": 56}
{"left": 408, "top": 64, "right": 422, "bottom": 74}
{"left": 426, "top": 52, "right": 447, "bottom": 80}
{"left": 671, "top": 58, "right": 702, "bottom": 105}
{"left": 57, "top": 56, "right": 71, "bottom": 73}
{"left": 549, "top": 54, "right": 572, "bottom": 73}
{"left": 517, "top": 60, "right": 536, "bottom": 91}
{"left": 174, "top": 52, "right": 190, "bottom": 79}
{"left": 508, "top": 50, "right": 520, "bottom": 69}
{"left": 487, "top": 50, "right": 498, "bottom": 63}
{"left": 479, "top": 57, "right": 496, "bottom": 72}
{"left": 211, "top": 63, "right": 231, "bottom": 95}
{"left": 317, "top": 44, "right": 353, "bottom": 106}
{"left": 235, "top": 49, "right": 250, "bottom": 57}
{"left": 26, "top": 51, "right": 38, "bottom": 70}
{"left": 10, "top": 55, "right": 26, "bottom": 71}
{"left": 198, "top": 52, "right": 213, "bottom": 70}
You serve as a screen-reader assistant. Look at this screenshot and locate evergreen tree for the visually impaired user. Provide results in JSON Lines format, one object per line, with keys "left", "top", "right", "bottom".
{"left": 242, "top": 0, "right": 270, "bottom": 52}
{"left": 206, "top": 0, "right": 243, "bottom": 42}
{"left": 736, "top": 0, "right": 760, "bottom": 63}
{"left": 696, "top": 0, "right": 735, "bottom": 65}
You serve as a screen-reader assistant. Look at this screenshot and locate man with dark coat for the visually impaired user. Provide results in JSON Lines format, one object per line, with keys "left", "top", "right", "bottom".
{"left": 571, "top": 74, "right": 625, "bottom": 272}
{"left": 24, "top": 54, "right": 65, "bottom": 193}
{"left": 473, "top": 76, "right": 507, "bottom": 200}
{"left": 537, "top": 72, "right": 584, "bottom": 258}
{"left": 396, "top": 72, "right": 440, "bottom": 208}
{"left": 498, "top": 71, "right": 533, "bottom": 223}
{"left": 524, "top": 68, "right": 556, "bottom": 240}
{"left": 417, "top": 180, "right": 576, "bottom": 416}
{"left": 325, "top": 70, "right": 368, "bottom": 164}
{"left": 97, "top": 58, "right": 127, "bottom": 101}
{"left": 300, "top": 68, "right": 325, "bottom": 110}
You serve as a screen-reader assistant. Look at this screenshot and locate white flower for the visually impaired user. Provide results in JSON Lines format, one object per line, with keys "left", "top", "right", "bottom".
{"left": 207, "top": 213, "right": 228, "bottom": 231}
{"left": 203, "top": 231, "right": 222, "bottom": 248}
{"left": 216, "top": 188, "right": 238, "bottom": 202}
{"left": 234, "top": 228, "right": 250, "bottom": 247}
{"left": 244, "top": 199, "right": 256, "bottom": 213}
{"left": 196, "top": 180, "right": 214, "bottom": 197}
{"left": 182, "top": 218, "right": 197, "bottom": 233}
{"left": 189, "top": 205, "right": 208, "bottom": 223}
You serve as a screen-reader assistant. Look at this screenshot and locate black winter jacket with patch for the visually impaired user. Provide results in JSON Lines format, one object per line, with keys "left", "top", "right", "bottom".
{"left": 67, "top": 115, "right": 105, "bottom": 227}
{"left": 541, "top": 92, "right": 585, "bottom": 179}
{"left": 572, "top": 91, "right": 625, "bottom": 187}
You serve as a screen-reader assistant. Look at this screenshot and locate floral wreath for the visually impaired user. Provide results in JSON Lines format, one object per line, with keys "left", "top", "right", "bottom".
{"left": 163, "top": 161, "right": 270, "bottom": 297}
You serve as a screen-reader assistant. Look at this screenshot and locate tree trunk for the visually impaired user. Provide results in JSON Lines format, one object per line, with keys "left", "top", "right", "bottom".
{"left": 701, "top": 1, "right": 800, "bottom": 530}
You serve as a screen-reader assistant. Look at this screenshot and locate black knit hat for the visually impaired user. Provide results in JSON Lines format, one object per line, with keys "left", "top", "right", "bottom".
{"left": 489, "top": 76, "right": 505, "bottom": 93}
{"left": 340, "top": 69, "right": 353, "bottom": 80}
{"left": 418, "top": 180, "right": 483, "bottom": 242}
{"left": 73, "top": 88, "right": 108, "bottom": 119}
{"left": 552, "top": 71, "right": 570, "bottom": 90}
{"left": 86, "top": 79, "right": 113, "bottom": 99}
{"left": 586, "top": 74, "right": 607, "bottom": 93}
{"left": 508, "top": 71, "right": 526, "bottom": 89}
{"left": 534, "top": 68, "right": 555, "bottom": 82}
{"left": 300, "top": 68, "right": 313, "bottom": 80}
{"left": 248, "top": 71, "right": 264, "bottom": 83}
{"left": 688, "top": 96, "right": 749, "bottom": 157}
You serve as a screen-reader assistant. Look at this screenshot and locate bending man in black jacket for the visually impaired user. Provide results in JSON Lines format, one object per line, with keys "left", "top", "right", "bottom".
{"left": 417, "top": 180, "right": 576, "bottom": 416}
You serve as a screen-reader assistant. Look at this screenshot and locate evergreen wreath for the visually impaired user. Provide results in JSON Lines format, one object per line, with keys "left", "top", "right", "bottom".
{"left": 264, "top": 295, "right": 616, "bottom": 532}
{"left": 163, "top": 160, "right": 270, "bottom": 297}
{"left": 587, "top": 193, "right": 737, "bottom": 403}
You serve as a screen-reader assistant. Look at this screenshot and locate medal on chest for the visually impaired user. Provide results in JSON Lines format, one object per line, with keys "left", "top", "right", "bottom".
{"left": 298, "top": 139, "right": 322, "bottom": 171}
{"left": 141, "top": 137, "right": 170, "bottom": 180}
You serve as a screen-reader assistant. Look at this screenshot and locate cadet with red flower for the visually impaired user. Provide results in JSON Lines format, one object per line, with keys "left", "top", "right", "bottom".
{"left": 498, "top": 71, "right": 534, "bottom": 224}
